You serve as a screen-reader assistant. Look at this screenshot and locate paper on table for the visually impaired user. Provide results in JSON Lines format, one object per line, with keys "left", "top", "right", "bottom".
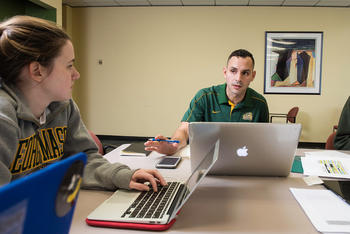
{"left": 301, "top": 151, "right": 350, "bottom": 179}
{"left": 178, "top": 145, "right": 190, "bottom": 157}
{"left": 305, "top": 150, "right": 350, "bottom": 159}
{"left": 290, "top": 188, "right": 350, "bottom": 233}
{"left": 302, "top": 176, "right": 323, "bottom": 186}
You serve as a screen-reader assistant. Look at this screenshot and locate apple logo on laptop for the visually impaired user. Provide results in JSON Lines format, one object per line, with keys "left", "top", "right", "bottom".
{"left": 236, "top": 146, "right": 248, "bottom": 157}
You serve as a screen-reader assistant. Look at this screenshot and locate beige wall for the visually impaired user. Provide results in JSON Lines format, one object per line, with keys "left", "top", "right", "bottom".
{"left": 66, "top": 6, "right": 350, "bottom": 142}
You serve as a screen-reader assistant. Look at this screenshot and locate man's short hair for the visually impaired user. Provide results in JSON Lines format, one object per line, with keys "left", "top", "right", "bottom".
{"left": 227, "top": 49, "right": 255, "bottom": 68}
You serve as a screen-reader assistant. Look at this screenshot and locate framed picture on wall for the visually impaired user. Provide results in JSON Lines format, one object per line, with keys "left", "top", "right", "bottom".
{"left": 264, "top": 31, "right": 323, "bottom": 95}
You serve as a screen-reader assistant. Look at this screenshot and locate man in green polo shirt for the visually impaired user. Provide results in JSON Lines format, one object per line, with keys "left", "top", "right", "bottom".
{"left": 334, "top": 96, "right": 350, "bottom": 150}
{"left": 145, "top": 49, "right": 269, "bottom": 155}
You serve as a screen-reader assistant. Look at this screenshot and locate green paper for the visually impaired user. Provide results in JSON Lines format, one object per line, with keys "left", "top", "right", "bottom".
{"left": 291, "top": 156, "right": 304, "bottom": 173}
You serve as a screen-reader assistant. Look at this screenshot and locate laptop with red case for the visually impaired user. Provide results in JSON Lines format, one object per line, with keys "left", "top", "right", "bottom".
{"left": 86, "top": 139, "right": 219, "bottom": 231}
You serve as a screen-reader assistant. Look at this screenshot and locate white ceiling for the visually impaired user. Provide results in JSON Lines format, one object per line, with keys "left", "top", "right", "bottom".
{"left": 62, "top": 0, "right": 350, "bottom": 7}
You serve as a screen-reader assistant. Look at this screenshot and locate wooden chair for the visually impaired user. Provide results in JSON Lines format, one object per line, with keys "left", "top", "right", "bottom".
{"left": 325, "top": 131, "right": 336, "bottom": 150}
{"left": 270, "top": 107, "right": 299, "bottom": 123}
{"left": 333, "top": 125, "right": 338, "bottom": 132}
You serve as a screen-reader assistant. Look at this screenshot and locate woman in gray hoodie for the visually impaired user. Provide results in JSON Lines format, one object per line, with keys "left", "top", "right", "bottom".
{"left": 0, "top": 15, "right": 166, "bottom": 192}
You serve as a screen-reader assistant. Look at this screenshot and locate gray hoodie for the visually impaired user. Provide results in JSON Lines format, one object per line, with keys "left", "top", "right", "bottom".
{"left": 0, "top": 82, "right": 135, "bottom": 190}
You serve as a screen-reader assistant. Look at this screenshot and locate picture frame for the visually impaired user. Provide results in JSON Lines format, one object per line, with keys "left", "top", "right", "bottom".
{"left": 264, "top": 31, "right": 323, "bottom": 95}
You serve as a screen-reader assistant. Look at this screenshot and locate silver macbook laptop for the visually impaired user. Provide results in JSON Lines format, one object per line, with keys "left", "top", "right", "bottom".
{"left": 189, "top": 122, "right": 301, "bottom": 177}
{"left": 86, "top": 139, "right": 219, "bottom": 230}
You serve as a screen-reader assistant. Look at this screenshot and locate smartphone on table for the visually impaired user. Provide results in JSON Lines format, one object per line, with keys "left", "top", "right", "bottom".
{"left": 156, "top": 156, "right": 182, "bottom": 169}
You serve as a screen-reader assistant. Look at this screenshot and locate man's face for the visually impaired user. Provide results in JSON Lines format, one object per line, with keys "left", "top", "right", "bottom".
{"left": 224, "top": 56, "right": 256, "bottom": 100}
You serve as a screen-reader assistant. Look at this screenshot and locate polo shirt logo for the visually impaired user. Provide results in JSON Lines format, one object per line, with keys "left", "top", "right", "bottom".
{"left": 212, "top": 110, "right": 221, "bottom": 114}
{"left": 242, "top": 112, "right": 253, "bottom": 121}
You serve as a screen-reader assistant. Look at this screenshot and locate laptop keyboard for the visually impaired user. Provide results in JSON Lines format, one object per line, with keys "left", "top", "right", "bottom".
{"left": 121, "top": 181, "right": 181, "bottom": 219}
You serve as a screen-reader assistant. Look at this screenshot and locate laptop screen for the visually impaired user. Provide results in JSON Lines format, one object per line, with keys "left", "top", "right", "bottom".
{"left": 170, "top": 139, "right": 219, "bottom": 220}
{"left": 189, "top": 122, "right": 301, "bottom": 177}
{"left": 0, "top": 153, "right": 86, "bottom": 234}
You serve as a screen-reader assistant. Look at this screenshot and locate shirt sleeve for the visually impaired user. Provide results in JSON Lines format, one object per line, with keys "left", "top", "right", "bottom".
{"left": 64, "top": 100, "right": 136, "bottom": 191}
{"left": 260, "top": 100, "right": 270, "bottom": 123}
{"left": 334, "top": 97, "right": 350, "bottom": 150}
{"left": 0, "top": 109, "right": 20, "bottom": 186}
{"left": 181, "top": 90, "right": 206, "bottom": 122}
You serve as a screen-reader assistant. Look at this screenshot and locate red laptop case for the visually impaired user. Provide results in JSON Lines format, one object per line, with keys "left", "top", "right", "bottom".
{"left": 85, "top": 217, "right": 177, "bottom": 231}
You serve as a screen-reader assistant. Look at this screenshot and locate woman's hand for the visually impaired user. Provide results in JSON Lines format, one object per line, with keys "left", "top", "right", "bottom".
{"left": 129, "top": 169, "right": 167, "bottom": 192}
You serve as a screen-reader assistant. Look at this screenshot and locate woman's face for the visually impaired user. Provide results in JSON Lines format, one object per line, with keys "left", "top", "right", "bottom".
{"left": 39, "top": 40, "right": 80, "bottom": 102}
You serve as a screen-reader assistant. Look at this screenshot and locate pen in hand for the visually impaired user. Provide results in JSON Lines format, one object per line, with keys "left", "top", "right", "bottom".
{"left": 150, "top": 138, "right": 180, "bottom": 144}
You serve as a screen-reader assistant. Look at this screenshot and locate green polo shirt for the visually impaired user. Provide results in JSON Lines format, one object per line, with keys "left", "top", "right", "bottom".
{"left": 181, "top": 84, "right": 269, "bottom": 122}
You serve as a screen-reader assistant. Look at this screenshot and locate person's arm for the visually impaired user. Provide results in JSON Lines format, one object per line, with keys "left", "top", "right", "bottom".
{"left": 334, "top": 97, "right": 350, "bottom": 150}
{"left": 256, "top": 95, "right": 269, "bottom": 123}
{"left": 261, "top": 101, "right": 270, "bottom": 123}
{"left": 171, "top": 121, "right": 189, "bottom": 149}
{"left": 145, "top": 88, "right": 206, "bottom": 155}
{"left": 65, "top": 100, "right": 166, "bottom": 191}
{"left": 144, "top": 122, "right": 189, "bottom": 155}
{"left": 0, "top": 116, "right": 19, "bottom": 186}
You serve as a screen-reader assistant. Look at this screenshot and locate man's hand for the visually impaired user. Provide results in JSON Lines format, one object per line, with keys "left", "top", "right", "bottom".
{"left": 129, "top": 169, "right": 167, "bottom": 192}
{"left": 144, "top": 135, "right": 179, "bottom": 155}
